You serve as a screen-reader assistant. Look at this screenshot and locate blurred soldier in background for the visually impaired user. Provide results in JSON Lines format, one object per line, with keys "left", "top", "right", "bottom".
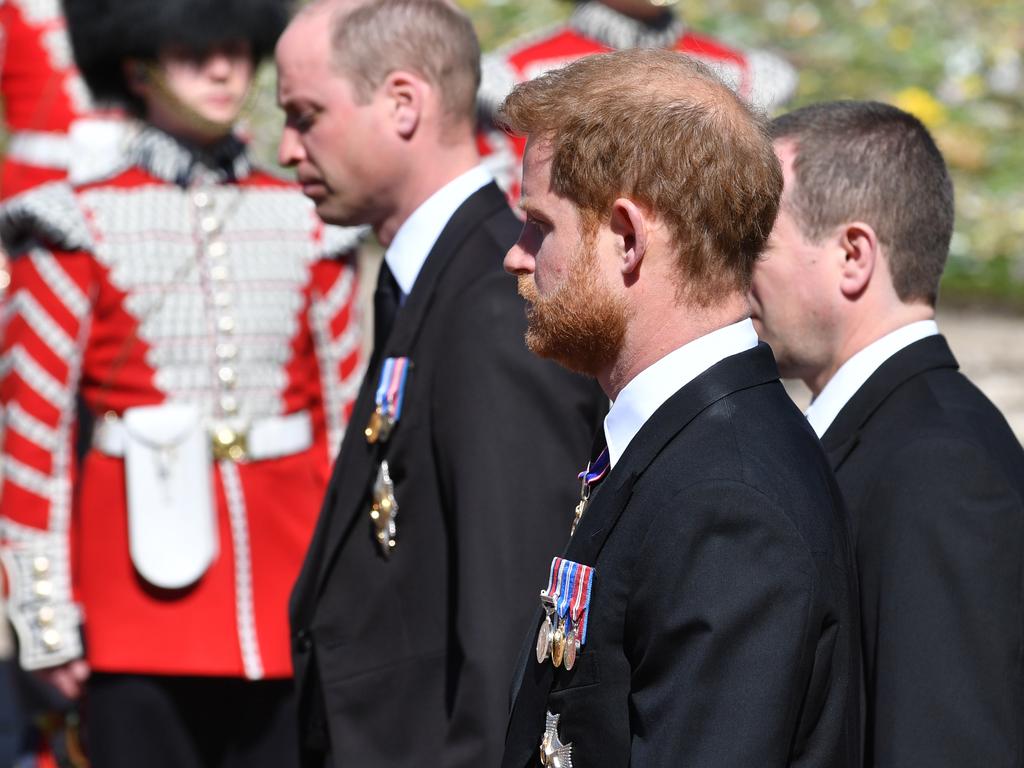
{"left": 477, "top": 0, "right": 798, "bottom": 197}
{"left": 750, "top": 100, "right": 1024, "bottom": 767}
{"left": 0, "top": 0, "right": 362, "bottom": 764}
{"left": 0, "top": 0, "right": 123, "bottom": 200}
{"left": 0, "top": 3, "right": 123, "bottom": 764}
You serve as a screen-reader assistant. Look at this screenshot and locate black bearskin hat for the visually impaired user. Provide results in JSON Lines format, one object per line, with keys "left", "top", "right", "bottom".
{"left": 63, "top": 0, "right": 291, "bottom": 109}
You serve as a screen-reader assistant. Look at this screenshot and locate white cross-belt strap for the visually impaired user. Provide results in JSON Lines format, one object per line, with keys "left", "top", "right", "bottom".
{"left": 94, "top": 409, "right": 313, "bottom": 461}
{"left": 6, "top": 131, "right": 73, "bottom": 169}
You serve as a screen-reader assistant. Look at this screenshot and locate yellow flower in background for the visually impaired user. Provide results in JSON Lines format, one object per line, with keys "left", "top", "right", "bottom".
{"left": 892, "top": 87, "right": 948, "bottom": 128}
{"left": 887, "top": 26, "right": 913, "bottom": 51}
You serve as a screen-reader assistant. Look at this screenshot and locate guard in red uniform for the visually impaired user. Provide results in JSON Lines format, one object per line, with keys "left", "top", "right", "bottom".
{"left": 478, "top": 0, "right": 798, "bottom": 196}
{"left": 0, "top": 0, "right": 362, "bottom": 765}
{"left": 0, "top": 0, "right": 121, "bottom": 199}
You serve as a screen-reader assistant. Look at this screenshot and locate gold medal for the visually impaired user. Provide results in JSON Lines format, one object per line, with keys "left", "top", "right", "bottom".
{"left": 551, "top": 619, "right": 565, "bottom": 668}
{"left": 364, "top": 407, "right": 384, "bottom": 443}
{"left": 536, "top": 616, "right": 552, "bottom": 664}
{"left": 563, "top": 626, "right": 577, "bottom": 671}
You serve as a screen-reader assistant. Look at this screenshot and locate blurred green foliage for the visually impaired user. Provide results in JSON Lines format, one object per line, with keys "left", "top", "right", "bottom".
{"left": 456, "top": 0, "right": 1024, "bottom": 306}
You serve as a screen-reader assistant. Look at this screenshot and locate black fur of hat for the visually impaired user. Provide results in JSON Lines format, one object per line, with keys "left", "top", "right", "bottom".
{"left": 63, "top": 0, "right": 292, "bottom": 108}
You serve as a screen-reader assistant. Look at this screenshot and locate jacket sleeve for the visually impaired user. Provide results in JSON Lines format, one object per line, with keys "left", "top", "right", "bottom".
{"left": 0, "top": 244, "right": 95, "bottom": 670}
{"left": 431, "top": 270, "right": 605, "bottom": 768}
{"left": 857, "top": 435, "right": 1024, "bottom": 767}
{"left": 306, "top": 237, "right": 363, "bottom": 459}
{"left": 627, "top": 479, "right": 822, "bottom": 767}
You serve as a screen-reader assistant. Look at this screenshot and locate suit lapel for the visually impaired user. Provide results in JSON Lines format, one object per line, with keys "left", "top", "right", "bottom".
{"left": 821, "top": 335, "right": 958, "bottom": 471}
{"left": 309, "top": 182, "right": 512, "bottom": 598}
{"left": 504, "top": 344, "right": 780, "bottom": 765}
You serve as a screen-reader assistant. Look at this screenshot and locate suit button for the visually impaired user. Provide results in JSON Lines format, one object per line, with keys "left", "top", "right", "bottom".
{"left": 295, "top": 629, "right": 312, "bottom": 653}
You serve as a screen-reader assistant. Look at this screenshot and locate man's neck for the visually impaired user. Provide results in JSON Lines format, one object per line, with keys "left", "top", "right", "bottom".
{"left": 599, "top": 292, "right": 750, "bottom": 399}
{"left": 806, "top": 302, "right": 935, "bottom": 397}
{"left": 375, "top": 141, "right": 480, "bottom": 247}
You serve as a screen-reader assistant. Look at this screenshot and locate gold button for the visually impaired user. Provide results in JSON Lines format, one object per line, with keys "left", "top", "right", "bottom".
{"left": 34, "top": 581, "right": 53, "bottom": 597}
{"left": 41, "top": 629, "right": 61, "bottom": 649}
{"left": 32, "top": 556, "right": 50, "bottom": 575}
{"left": 37, "top": 606, "right": 55, "bottom": 625}
{"left": 208, "top": 241, "right": 227, "bottom": 258}
{"left": 214, "top": 426, "right": 237, "bottom": 447}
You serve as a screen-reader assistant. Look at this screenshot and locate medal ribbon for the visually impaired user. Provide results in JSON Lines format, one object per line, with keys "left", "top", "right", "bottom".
{"left": 543, "top": 556, "right": 596, "bottom": 647}
{"left": 374, "top": 357, "right": 410, "bottom": 422}
{"left": 577, "top": 447, "right": 610, "bottom": 487}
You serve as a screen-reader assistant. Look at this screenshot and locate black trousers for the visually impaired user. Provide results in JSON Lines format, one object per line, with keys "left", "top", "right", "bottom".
{"left": 84, "top": 674, "right": 299, "bottom": 768}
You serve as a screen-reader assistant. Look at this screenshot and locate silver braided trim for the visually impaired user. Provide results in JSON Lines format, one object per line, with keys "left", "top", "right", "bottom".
{"left": 569, "top": 3, "right": 685, "bottom": 51}
{"left": 219, "top": 460, "right": 265, "bottom": 680}
{"left": 0, "top": 523, "right": 82, "bottom": 670}
{"left": 311, "top": 282, "right": 346, "bottom": 458}
{"left": 29, "top": 249, "right": 90, "bottom": 319}
{"left": 0, "top": 182, "right": 93, "bottom": 255}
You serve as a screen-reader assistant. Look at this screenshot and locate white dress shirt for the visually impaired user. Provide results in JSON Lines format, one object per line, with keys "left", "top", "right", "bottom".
{"left": 384, "top": 164, "right": 494, "bottom": 297}
{"left": 603, "top": 319, "right": 759, "bottom": 468}
{"left": 805, "top": 319, "right": 939, "bottom": 438}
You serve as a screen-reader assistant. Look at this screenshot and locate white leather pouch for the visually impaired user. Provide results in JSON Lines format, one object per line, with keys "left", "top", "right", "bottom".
{"left": 123, "top": 403, "right": 217, "bottom": 589}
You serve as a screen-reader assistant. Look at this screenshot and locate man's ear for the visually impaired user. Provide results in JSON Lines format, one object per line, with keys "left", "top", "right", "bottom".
{"left": 609, "top": 198, "right": 648, "bottom": 280}
{"left": 383, "top": 70, "right": 424, "bottom": 140}
{"left": 838, "top": 221, "right": 879, "bottom": 299}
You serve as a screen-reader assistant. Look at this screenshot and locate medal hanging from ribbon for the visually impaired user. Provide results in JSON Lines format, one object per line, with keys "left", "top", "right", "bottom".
{"left": 536, "top": 556, "right": 595, "bottom": 671}
{"left": 571, "top": 447, "right": 609, "bottom": 535}
{"left": 365, "top": 357, "right": 410, "bottom": 444}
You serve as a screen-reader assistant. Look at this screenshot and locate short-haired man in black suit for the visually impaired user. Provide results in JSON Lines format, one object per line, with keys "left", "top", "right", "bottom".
{"left": 501, "top": 49, "right": 859, "bottom": 768}
{"left": 751, "top": 99, "right": 1024, "bottom": 766}
{"left": 276, "top": 1, "right": 607, "bottom": 765}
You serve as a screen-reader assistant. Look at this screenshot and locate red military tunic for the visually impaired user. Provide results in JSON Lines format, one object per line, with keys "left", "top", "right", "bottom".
{"left": 478, "top": 1, "right": 798, "bottom": 196}
{"left": 0, "top": 0, "right": 116, "bottom": 198}
{"left": 0, "top": 125, "right": 363, "bottom": 680}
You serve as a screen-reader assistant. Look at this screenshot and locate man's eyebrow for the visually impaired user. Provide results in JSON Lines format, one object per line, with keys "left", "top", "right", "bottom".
{"left": 518, "top": 198, "right": 540, "bottom": 217}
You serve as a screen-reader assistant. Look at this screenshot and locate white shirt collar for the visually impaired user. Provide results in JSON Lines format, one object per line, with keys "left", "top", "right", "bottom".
{"left": 603, "top": 319, "right": 759, "bottom": 468}
{"left": 805, "top": 319, "right": 939, "bottom": 438}
{"left": 384, "top": 165, "right": 494, "bottom": 296}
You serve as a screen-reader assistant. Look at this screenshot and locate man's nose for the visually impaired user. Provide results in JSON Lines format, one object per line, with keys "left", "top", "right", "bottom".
{"left": 504, "top": 234, "right": 536, "bottom": 276}
{"left": 278, "top": 126, "right": 305, "bottom": 167}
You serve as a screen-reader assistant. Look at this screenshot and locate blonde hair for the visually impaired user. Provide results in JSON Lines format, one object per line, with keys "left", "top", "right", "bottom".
{"left": 319, "top": 0, "right": 480, "bottom": 126}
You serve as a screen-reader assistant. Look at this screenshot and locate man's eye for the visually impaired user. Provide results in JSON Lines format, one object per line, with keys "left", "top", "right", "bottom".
{"left": 290, "top": 112, "right": 315, "bottom": 132}
{"left": 526, "top": 216, "right": 548, "bottom": 233}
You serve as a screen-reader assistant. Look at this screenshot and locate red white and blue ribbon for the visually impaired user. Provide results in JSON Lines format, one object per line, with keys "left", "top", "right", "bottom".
{"left": 577, "top": 447, "right": 610, "bottom": 488}
{"left": 544, "top": 556, "right": 596, "bottom": 645}
{"left": 374, "top": 356, "right": 410, "bottom": 423}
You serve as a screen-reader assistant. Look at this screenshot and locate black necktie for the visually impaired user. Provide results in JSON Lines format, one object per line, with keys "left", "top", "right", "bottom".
{"left": 373, "top": 260, "right": 402, "bottom": 354}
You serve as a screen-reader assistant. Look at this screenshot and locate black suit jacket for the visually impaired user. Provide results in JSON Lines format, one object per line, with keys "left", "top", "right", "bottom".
{"left": 503, "top": 343, "right": 860, "bottom": 768}
{"left": 289, "top": 183, "right": 607, "bottom": 767}
{"left": 820, "top": 334, "right": 1024, "bottom": 767}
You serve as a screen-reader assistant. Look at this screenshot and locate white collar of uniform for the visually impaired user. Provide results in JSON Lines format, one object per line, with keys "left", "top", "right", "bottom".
{"left": 603, "top": 318, "right": 758, "bottom": 468}
{"left": 384, "top": 164, "right": 494, "bottom": 296}
{"left": 805, "top": 319, "right": 939, "bottom": 438}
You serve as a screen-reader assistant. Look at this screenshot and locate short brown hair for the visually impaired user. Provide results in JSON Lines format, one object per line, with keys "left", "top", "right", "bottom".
{"left": 499, "top": 48, "right": 782, "bottom": 306}
{"left": 324, "top": 0, "right": 480, "bottom": 125}
{"left": 771, "top": 101, "right": 954, "bottom": 306}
